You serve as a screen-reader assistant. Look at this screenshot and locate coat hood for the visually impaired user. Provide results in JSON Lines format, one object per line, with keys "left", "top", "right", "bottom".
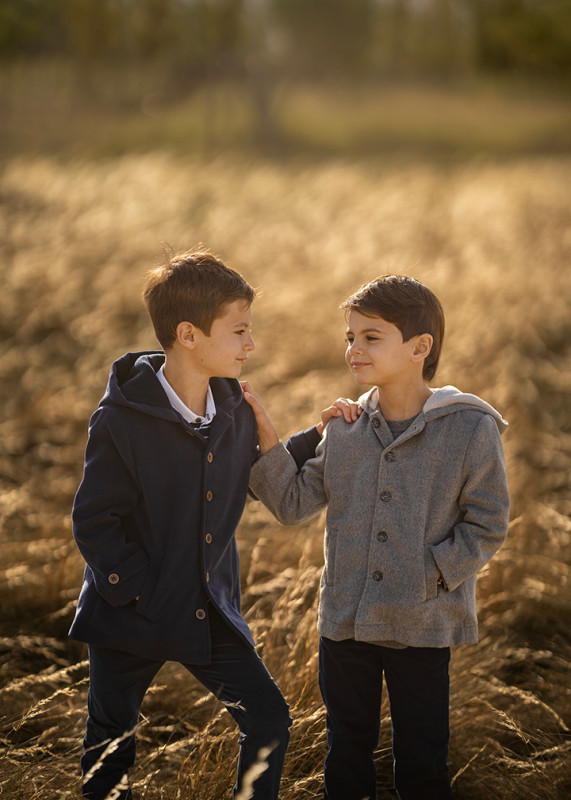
{"left": 360, "top": 384, "right": 508, "bottom": 435}
{"left": 98, "top": 351, "right": 245, "bottom": 424}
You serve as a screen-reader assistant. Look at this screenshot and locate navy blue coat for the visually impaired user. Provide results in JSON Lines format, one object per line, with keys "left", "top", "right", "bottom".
{"left": 69, "top": 351, "right": 284, "bottom": 664}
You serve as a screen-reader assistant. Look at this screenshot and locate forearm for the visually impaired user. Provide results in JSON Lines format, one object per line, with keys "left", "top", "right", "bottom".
{"left": 256, "top": 417, "right": 280, "bottom": 454}
{"left": 250, "top": 442, "right": 327, "bottom": 525}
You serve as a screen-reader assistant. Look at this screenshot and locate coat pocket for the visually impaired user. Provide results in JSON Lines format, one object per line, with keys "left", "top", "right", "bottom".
{"left": 424, "top": 550, "right": 440, "bottom": 601}
{"left": 324, "top": 527, "right": 338, "bottom": 586}
{"left": 133, "top": 559, "right": 162, "bottom": 621}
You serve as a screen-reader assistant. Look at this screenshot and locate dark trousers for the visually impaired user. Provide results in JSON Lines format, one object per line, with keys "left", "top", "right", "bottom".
{"left": 319, "top": 637, "right": 452, "bottom": 800}
{"left": 81, "top": 608, "right": 291, "bottom": 800}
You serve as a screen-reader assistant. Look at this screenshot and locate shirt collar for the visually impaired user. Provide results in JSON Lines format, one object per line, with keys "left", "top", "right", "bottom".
{"left": 156, "top": 364, "right": 216, "bottom": 425}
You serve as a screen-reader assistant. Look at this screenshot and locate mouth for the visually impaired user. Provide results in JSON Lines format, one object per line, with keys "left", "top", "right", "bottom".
{"left": 350, "top": 362, "right": 369, "bottom": 370}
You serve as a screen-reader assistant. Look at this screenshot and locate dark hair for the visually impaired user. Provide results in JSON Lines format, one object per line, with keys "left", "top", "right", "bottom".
{"left": 142, "top": 251, "right": 255, "bottom": 349}
{"left": 341, "top": 275, "right": 445, "bottom": 381}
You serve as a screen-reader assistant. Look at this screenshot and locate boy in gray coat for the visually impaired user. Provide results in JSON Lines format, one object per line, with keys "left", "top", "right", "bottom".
{"left": 243, "top": 275, "right": 510, "bottom": 800}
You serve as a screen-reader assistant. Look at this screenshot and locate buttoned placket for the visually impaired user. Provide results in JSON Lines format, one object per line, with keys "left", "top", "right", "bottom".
{"left": 198, "top": 446, "right": 217, "bottom": 616}
{"left": 365, "top": 414, "right": 406, "bottom": 595}
{"left": 194, "top": 411, "right": 232, "bottom": 623}
{"left": 362, "top": 415, "right": 424, "bottom": 599}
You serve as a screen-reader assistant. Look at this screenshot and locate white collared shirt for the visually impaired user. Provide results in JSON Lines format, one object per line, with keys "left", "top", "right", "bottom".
{"left": 156, "top": 365, "right": 216, "bottom": 425}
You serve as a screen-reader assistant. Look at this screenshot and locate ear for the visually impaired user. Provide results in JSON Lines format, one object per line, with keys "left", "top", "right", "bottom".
{"left": 176, "top": 321, "right": 198, "bottom": 349}
{"left": 412, "top": 333, "right": 433, "bottom": 362}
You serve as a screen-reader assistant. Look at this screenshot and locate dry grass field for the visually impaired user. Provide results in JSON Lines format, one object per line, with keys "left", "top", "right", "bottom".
{"left": 1, "top": 148, "right": 570, "bottom": 798}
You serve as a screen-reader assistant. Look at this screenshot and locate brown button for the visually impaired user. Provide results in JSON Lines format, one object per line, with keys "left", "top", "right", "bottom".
{"left": 108, "top": 573, "right": 120, "bottom": 585}
{"left": 372, "top": 570, "right": 383, "bottom": 581}
{"left": 196, "top": 608, "right": 206, "bottom": 620}
{"left": 206, "top": 571, "right": 210, "bottom": 582}
{"left": 206, "top": 490, "right": 213, "bottom": 502}
{"left": 205, "top": 533, "right": 213, "bottom": 544}
{"left": 207, "top": 452, "right": 214, "bottom": 463}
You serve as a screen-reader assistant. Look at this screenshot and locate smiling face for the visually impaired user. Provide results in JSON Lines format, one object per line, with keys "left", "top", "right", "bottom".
{"left": 192, "top": 299, "right": 255, "bottom": 379}
{"left": 345, "top": 309, "right": 426, "bottom": 389}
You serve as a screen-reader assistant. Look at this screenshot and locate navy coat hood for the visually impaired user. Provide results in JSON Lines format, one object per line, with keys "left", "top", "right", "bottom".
{"left": 102, "top": 350, "right": 243, "bottom": 424}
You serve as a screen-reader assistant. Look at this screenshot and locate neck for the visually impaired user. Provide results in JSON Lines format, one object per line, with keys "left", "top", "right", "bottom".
{"left": 163, "top": 351, "right": 209, "bottom": 417}
{"left": 376, "top": 380, "right": 431, "bottom": 422}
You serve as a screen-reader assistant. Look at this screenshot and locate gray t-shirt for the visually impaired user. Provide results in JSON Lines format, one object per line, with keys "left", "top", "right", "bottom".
{"left": 386, "top": 414, "right": 419, "bottom": 440}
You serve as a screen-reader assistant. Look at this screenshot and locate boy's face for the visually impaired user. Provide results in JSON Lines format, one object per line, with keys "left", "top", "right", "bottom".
{"left": 345, "top": 310, "right": 421, "bottom": 389}
{"left": 193, "top": 300, "right": 255, "bottom": 379}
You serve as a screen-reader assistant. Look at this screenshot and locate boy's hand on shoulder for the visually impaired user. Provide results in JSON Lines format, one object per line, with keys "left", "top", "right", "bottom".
{"left": 241, "top": 381, "right": 280, "bottom": 454}
{"left": 317, "top": 398, "right": 362, "bottom": 436}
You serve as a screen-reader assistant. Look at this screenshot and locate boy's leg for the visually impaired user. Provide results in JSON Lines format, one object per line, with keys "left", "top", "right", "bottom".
{"left": 81, "top": 646, "right": 162, "bottom": 800}
{"left": 184, "top": 606, "right": 292, "bottom": 800}
{"left": 382, "top": 646, "right": 451, "bottom": 800}
{"left": 318, "top": 636, "right": 384, "bottom": 800}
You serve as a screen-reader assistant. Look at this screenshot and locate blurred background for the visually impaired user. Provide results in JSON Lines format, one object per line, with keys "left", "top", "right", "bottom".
{"left": 1, "top": 0, "right": 571, "bottom": 158}
{"left": 1, "top": 2, "right": 570, "bottom": 799}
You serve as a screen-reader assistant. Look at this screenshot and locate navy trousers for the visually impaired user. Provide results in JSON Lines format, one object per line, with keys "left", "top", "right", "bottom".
{"left": 81, "top": 607, "right": 291, "bottom": 800}
{"left": 319, "top": 637, "right": 452, "bottom": 800}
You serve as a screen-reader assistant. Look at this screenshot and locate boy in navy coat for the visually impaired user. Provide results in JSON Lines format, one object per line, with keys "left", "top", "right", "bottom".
{"left": 70, "top": 252, "right": 324, "bottom": 799}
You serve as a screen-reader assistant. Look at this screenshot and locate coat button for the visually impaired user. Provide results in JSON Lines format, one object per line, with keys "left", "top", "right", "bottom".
{"left": 205, "top": 533, "right": 213, "bottom": 544}
{"left": 108, "top": 573, "right": 120, "bottom": 584}
{"left": 371, "top": 417, "right": 381, "bottom": 428}
{"left": 380, "top": 490, "right": 392, "bottom": 502}
{"left": 206, "top": 490, "right": 213, "bottom": 501}
{"left": 196, "top": 608, "right": 206, "bottom": 620}
{"left": 372, "top": 570, "right": 383, "bottom": 581}
{"left": 385, "top": 451, "right": 396, "bottom": 462}
{"left": 207, "top": 452, "right": 214, "bottom": 463}
{"left": 377, "top": 531, "right": 388, "bottom": 542}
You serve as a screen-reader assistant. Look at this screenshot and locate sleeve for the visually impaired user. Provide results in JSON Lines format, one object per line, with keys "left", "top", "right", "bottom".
{"left": 285, "top": 425, "right": 322, "bottom": 470}
{"left": 72, "top": 410, "right": 150, "bottom": 606}
{"left": 249, "top": 433, "right": 329, "bottom": 525}
{"left": 430, "top": 414, "right": 510, "bottom": 591}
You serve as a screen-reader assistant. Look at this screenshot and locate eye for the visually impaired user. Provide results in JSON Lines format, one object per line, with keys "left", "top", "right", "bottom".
{"left": 345, "top": 336, "right": 354, "bottom": 345}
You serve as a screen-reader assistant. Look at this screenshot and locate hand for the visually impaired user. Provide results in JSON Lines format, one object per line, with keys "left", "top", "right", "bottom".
{"left": 241, "top": 381, "right": 280, "bottom": 454}
{"left": 316, "top": 397, "right": 362, "bottom": 436}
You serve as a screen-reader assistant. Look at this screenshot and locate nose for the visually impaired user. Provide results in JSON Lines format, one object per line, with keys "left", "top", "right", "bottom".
{"left": 245, "top": 333, "right": 255, "bottom": 351}
{"left": 348, "top": 339, "right": 362, "bottom": 355}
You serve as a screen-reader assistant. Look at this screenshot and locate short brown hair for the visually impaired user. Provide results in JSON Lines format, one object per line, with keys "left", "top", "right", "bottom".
{"left": 341, "top": 275, "right": 445, "bottom": 381}
{"left": 143, "top": 251, "right": 255, "bottom": 349}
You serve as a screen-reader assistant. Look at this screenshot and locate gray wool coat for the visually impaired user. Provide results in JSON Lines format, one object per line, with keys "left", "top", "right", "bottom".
{"left": 250, "top": 386, "right": 510, "bottom": 648}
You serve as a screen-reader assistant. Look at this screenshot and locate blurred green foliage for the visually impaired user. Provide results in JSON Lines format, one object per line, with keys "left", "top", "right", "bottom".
{"left": 1, "top": 0, "right": 570, "bottom": 80}
{"left": 1, "top": 0, "right": 569, "bottom": 160}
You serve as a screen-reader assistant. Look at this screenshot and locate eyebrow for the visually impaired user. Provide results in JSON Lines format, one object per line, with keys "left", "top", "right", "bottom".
{"left": 346, "top": 327, "right": 385, "bottom": 335}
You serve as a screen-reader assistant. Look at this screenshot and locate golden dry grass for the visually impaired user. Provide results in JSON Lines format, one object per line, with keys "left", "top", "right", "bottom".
{"left": 0, "top": 151, "right": 570, "bottom": 798}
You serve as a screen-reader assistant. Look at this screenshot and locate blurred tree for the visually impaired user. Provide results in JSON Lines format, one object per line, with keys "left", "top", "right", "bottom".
{"left": 473, "top": 0, "right": 571, "bottom": 77}
{"left": 131, "top": 0, "right": 172, "bottom": 59}
{"left": 63, "top": 0, "right": 119, "bottom": 63}
{"left": 270, "top": 0, "right": 375, "bottom": 77}
{"left": 0, "top": 0, "right": 65, "bottom": 58}
{"left": 167, "top": 0, "right": 244, "bottom": 79}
